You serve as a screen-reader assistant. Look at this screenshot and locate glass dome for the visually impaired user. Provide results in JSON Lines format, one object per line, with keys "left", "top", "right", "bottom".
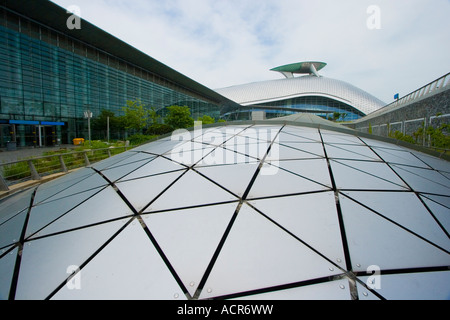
{"left": 1, "top": 122, "right": 449, "bottom": 300}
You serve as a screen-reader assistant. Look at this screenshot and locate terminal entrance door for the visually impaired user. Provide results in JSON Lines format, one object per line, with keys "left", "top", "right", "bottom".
{"left": 35, "top": 125, "right": 58, "bottom": 147}
{"left": 44, "top": 126, "right": 57, "bottom": 146}
{"left": 0, "top": 124, "right": 14, "bottom": 148}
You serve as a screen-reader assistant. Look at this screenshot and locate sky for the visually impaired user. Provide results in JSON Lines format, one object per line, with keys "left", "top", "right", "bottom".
{"left": 50, "top": 0, "right": 450, "bottom": 104}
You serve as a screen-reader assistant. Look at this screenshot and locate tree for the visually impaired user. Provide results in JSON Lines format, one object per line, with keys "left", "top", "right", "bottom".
{"left": 164, "top": 105, "right": 194, "bottom": 129}
{"left": 197, "top": 115, "right": 215, "bottom": 125}
{"left": 425, "top": 123, "right": 450, "bottom": 149}
{"left": 91, "top": 109, "right": 120, "bottom": 131}
{"left": 91, "top": 109, "right": 122, "bottom": 139}
{"left": 332, "top": 112, "right": 341, "bottom": 122}
{"left": 122, "top": 100, "right": 149, "bottom": 133}
{"left": 148, "top": 106, "right": 160, "bottom": 125}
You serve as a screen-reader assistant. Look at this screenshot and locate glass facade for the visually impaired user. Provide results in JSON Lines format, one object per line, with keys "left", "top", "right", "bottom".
{"left": 224, "top": 96, "right": 365, "bottom": 121}
{"left": 0, "top": 6, "right": 222, "bottom": 147}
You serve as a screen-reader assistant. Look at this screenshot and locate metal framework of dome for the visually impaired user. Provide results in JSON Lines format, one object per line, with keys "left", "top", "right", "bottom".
{"left": 0, "top": 120, "right": 449, "bottom": 300}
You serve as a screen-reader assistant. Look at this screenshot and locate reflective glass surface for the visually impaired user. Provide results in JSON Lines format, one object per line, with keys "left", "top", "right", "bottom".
{"left": 0, "top": 123, "right": 449, "bottom": 300}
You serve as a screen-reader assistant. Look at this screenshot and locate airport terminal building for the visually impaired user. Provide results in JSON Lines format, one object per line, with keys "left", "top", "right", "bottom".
{"left": 216, "top": 61, "right": 385, "bottom": 121}
{"left": 0, "top": 0, "right": 238, "bottom": 148}
{"left": 0, "top": 1, "right": 386, "bottom": 149}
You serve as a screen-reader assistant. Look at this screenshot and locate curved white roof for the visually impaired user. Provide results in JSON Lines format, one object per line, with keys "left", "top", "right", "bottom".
{"left": 216, "top": 75, "right": 386, "bottom": 115}
{"left": 1, "top": 123, "right": 449, "bottom": 300}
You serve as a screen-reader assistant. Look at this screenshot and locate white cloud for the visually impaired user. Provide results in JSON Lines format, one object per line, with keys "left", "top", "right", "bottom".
{"left": 51, "top": 0, "right": 450, "bottom": 103}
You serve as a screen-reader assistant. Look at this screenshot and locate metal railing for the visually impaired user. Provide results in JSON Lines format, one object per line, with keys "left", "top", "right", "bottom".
{"left": 0, "top": 146, "right": 130, "bottom": 191}
{"left": 384, "top": 73, "right": 449, "bottom": 110}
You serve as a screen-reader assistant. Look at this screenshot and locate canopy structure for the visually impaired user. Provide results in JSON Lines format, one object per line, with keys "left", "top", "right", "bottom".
{"left": 0, "top": 120, "right": 449, "bottom": 300}
{"left": 271, "top": 61, "right": 328, "bottom": 78}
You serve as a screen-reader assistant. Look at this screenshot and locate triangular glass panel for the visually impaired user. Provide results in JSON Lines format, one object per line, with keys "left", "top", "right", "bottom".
{"left": 89, "top": 151, "right": 138, "bottom": 171}
{"left": 320, "top": 131, "right": 364, "bottom": 145}
{"left": 145, "top": 170, "right": 238, "bottom": 212}
{"left": 274, "top": 143, "right": 323, "bottom": 160}
{"left": 201, "top": 126, "right": 247, "bottom": 144}
{"left": 330, "top": 160, "right": 409, "bottom": 190}
{"left": 133, "top": 138, "right": 190, "bottom": 156}
{"left": 360, "top": 137, "right": 410, "bottom": 151}
{"left": 167, "top": 140, "right": 217, "bottom": 167}
{"left": 234, "top": 279, "right": 351, "bottom": 300}
{"left": 280, "top": 141, "right": 325, "bottom": 157}
{"left": 278, "top": 131, "right": 321, "bottom": 143}
{"left": 51, "top": 220, "right": 186, "bottom": 300}
{"left": 100, "top": 157, "right": 156, "bottom": 182}
{"left": 199, "top": 203, "right": 342, "bottom": 299}
{"left": 339, "top": 194, "right": 450, "bottom": 272}
{"left": 26, "top": 186, "right": 107, "bottom": 239}
{"left": 324, "top": 144, "right": 381, "bottom": 161}
{"left": 197, "top": 146, "right": 258, "bottom": 165}
{"left": 236, "top": 126, "right": 280, "bottom": 143}
{"left": 248, "top": 191, "right": 346, "bottom": 268}
{"left": 0, "top": 247, "right": 18, "bottom": 300}
{"left": 276, "top": 159, "right": 332, "bottom": 189}
{"left": 0, "top": 209, "right": 27, "bottom": 249}
{"left": 143, "top": 202, "right": 238, "bottom": 297}
{"left": 342, "top": 191, "right": 450, "bottom": 251}
{"left": 251, "top": 125, "right": 282, "bottom": 139}
{"left": 247, "top": 164, "right": 330, "bottom": 199}
{"left": 357, "top": 271, "right": 450, "bottom": 300}
{"left": 355, "top": 280, "right": 382, "bottom": 300}
{"left": 117, "top": 156, "right": 186, "bottom": 182}
{"left": 0, "top": 187, "right": 34, "bottom": 224}
{"left": 390, "top": 164, "right": 450, "bottom": 196}
{"left": 33, "top": 168, "right": 96, "bottom": 205}
{"left": 281, "top": 127, "right": 321, "bottom": 142}
{"left": 372, "top": 148, "right": 430, "bottom": 168}
{"left": 421, "top": 194, "right": 450, "bottom": 209}
{"left": 36, "top": 172, "right": 109, "bottom": 205}
{"left": 116, "top": 170, "right": 186, "bottom": 212}
{"left": 411, "top": 151, "right": 450, "bottom": 173}
{"left": 15, "top": 218, "right": 130, "bottom": 300}
{"left": 438, "top": 170, "right": 450, "bottom": 180}
{"left": 194, "top": 129, "right": 234, "bottom": 147}
{"left": 195, "top": 162, "right": 260, "bottom": 198}
{"left": 222, "top": 139, "right": 268, "bottom": 161}
{"left": 31, "top": 186, "right": 134, "bottom": 238}
{"left": 101, "top": 152, "right": 156, "bottom": 170}
{"left": 420, "top": 195, "right": 450, "bottom": 233}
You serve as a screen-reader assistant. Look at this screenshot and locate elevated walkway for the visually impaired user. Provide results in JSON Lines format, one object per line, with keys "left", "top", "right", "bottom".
{"left": 348, "top": 73, "right": 450, "bottom": 143}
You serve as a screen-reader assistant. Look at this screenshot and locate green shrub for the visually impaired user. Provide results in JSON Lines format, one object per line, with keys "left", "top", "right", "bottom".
{"left": 2, "top": 161, "right": 30, "bottom": 180}
{"left": 146, "top": 123, "right": 174, "bottom": 136}
{"left": 79, "top": 140, "right": 110, "bottom": 149}
{"left": 197, "top": 115, "right": 215, "bottom": 125}
{"left": 427, "top": 124, "right": 450, "bottom": 149}
{"left": 390, "top": 131, "right": 415, "bottom": 144}
{"left": 128, "top": 134, "right": 157, "bottom": 146}
{"left": 164, "top": 105, "right": 194, "bottom": 129}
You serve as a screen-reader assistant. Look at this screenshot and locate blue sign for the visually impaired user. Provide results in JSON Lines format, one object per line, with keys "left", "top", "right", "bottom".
{"left": 394, "top": 93, "right": 399, "bottom": 100}
{"left": 8, "top": 120, "right": 65, "bottom": 126}
{"left": 9, "top": 120, "right": 40, "bottom": 125}
{"left": 41, "top": 121, "right": 65, "bottom": 126}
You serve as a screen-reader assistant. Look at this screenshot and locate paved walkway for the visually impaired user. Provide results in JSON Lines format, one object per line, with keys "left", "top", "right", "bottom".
{"left": 0, "top": 145, "right": 76, "bottom": 163}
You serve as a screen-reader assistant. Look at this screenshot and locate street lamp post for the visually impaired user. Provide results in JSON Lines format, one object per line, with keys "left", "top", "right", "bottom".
{"left": 84, "top": 110, "right": 93, "bottom": 145}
